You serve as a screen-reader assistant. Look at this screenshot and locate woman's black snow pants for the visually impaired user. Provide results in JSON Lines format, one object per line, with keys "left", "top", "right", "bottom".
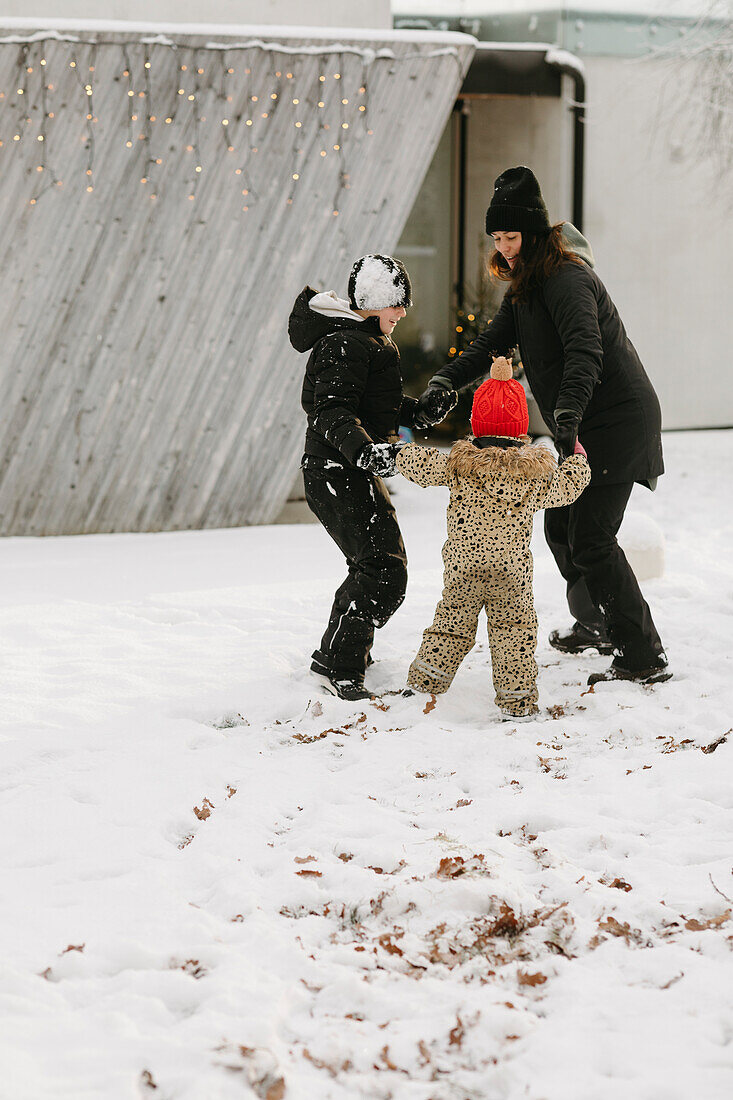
{"left": 302, "top": 459, "right": 408, "bottom": 677}
{"left": 544, "top": 481, "right": 664, "bottom": 670}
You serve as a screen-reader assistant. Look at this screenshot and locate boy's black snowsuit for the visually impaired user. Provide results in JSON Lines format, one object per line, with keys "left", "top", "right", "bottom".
{"left": 288, "top": 287, "right": 418, "bottom": 678}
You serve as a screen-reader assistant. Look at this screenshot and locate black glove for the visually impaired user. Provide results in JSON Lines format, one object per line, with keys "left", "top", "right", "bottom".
{"left": 413, "top": 385, "right": 458, "bottom": 429}
{"left": 355, "top": 442, "right": 403, "bottom": 478}
{"left": 554, "top": 413, "right": 580, "bottom": 463}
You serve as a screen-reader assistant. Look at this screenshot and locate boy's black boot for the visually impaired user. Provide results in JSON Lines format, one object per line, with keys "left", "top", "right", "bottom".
{"left": 549, "top": 621, "right": 614, "bottom": 655}
{"left": 310, "top": 651, "right": 371, "bottom": 701}
{"left": 587, "top": 654, "right": 671, "bottom": 686}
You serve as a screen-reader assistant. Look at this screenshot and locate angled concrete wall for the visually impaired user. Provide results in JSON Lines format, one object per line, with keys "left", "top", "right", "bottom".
{"left": 0, "top": 23, "right": 474, "bottom": 533}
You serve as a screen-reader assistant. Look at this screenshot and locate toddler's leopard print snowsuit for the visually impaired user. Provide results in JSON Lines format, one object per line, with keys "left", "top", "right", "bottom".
{"left": 396, "top": 439, "right": 590, "bottom": 716}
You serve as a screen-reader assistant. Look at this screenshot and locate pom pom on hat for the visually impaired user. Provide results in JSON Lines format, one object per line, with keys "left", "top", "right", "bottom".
{"left": 348, "top": 254, "right": 412, "bottom": 311}
{"left": 470, "top": 357, "right": 529, "bottom": 439}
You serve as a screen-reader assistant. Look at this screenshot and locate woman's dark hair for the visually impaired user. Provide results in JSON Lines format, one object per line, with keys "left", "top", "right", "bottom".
{"left": 489, "top": 222, "right": 582, "bottom": 301}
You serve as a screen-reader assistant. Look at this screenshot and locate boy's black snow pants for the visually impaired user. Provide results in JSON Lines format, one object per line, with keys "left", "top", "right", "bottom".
{"left": 544, "top": 481, "right": 664, "bottom": 670}
{"left": 302, "top": 459, "right": 408, "bottom": 677}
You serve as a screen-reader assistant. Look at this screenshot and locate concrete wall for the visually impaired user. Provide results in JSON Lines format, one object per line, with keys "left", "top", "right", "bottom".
{"left": 583, "top": 53, "right": 733, "bottom": 430}
{"left": 0, "top": 1, "right": 392, "bottom": 29}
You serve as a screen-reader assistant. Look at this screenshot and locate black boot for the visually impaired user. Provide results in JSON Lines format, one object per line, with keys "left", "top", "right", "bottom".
{"left": 587, "top": 655, "right": 671, "bottom": 686}
{"left": 549, "top": 621, "right": 614, "bottom": 655}
{"left": 310, "top": 665, "right": 372, "bottom": 701}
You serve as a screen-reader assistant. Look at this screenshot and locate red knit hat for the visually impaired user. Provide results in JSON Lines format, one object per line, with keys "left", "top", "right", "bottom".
{"left": 470, "top": 357, "right": 529, "bottom": 438}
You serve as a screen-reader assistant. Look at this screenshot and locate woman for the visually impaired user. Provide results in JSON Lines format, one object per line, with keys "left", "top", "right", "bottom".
{"left": 415, "top": 166, "right": 669, "bottom": 685}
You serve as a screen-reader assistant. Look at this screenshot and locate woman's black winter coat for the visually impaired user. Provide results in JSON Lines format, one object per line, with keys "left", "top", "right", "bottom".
{"left": 431, "top": 259, "right": 664, "bottom": 487}
{"left": 289, "top": 287, "right": 418, "bottom": 465}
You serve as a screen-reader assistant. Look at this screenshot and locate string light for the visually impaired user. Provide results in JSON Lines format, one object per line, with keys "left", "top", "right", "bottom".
{"left": 7, "top": 35, "right": 383, "bottom": 211}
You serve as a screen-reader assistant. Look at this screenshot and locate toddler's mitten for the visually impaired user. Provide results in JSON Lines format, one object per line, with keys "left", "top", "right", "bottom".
{"left": 414, "top": 385, "right": 458, "bottom": 429}
{"left": 356, "top": 442, "right": 403, "bottom": 478}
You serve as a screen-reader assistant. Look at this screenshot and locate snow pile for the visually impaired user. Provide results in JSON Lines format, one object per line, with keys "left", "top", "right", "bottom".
{"left": 1, "top": 430, "right": 732, "bottom": 1099}
{"left": 619, "top": 509, "right": 665, "bottom": 580}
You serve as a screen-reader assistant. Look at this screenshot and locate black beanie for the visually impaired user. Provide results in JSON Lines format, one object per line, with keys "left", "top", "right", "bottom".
{"left": 348, "top": 254, "right": 412, "bottom": 310}
{"left": 485, "top": 166, "right": 551, "bottom": 236}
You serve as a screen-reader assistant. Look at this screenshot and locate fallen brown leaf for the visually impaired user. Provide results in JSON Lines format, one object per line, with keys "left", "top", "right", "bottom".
{"left": 701, "top": 730, "right": 730, "bottom": 754}
{"left": 449, "top": 1015, "right": 465, "bottom": 1047}
{"left": 193, "top": 798, "right": 214, "bottom": 821}
{"left": 684, "top": 910, "right": 731, "bottom": 931}
{"left": 607, "top": 878, "right": 632, "bottom": 892}
{"left": 435, "top": 854, "right": 487, "bottom": 879}
{"left": 517, "top": 970, "right": 547, "bottom": 987}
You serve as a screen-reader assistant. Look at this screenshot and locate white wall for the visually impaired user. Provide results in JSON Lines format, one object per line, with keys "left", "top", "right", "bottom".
{"left": 583, "top": 54, "right": 733, "bottom": 430}
{"left": 0, "top": 1, "right": 392, "bottom": 29}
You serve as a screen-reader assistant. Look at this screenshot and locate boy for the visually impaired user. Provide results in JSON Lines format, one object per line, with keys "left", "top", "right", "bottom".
{"left": 288, "top": 255, "right": 428, "bottom": 701}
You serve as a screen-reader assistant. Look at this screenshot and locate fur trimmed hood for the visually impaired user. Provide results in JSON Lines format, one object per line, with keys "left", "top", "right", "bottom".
{"left": 447, "top": 438, "right": 557, "bottom": 501}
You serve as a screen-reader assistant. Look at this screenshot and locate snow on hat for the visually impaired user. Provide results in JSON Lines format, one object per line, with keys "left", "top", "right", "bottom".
{"left": 485, "top": 166, "right": 551, "bottom": 236}
{"left": 348, "top": 254, "right": 412, "bottom": 311}
{"left": 470, "top": 357, "right": 529, "bottom": 439}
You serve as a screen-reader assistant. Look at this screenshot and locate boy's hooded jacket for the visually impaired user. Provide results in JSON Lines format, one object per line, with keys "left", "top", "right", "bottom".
{"left": 397, "top": 439, "right": 590, "bottom": 567}
{"left": 289, "top": 287, "right": 418, "bottom": 465}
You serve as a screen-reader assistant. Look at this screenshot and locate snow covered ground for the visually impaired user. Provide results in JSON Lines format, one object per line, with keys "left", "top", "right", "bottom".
{"left": 2, "top": 429, "right": 732, "bottom": 1100}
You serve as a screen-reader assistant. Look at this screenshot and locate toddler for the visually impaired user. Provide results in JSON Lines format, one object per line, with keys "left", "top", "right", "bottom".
{"left": 396, "top": 357, "right": 590, "bottom": 719}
